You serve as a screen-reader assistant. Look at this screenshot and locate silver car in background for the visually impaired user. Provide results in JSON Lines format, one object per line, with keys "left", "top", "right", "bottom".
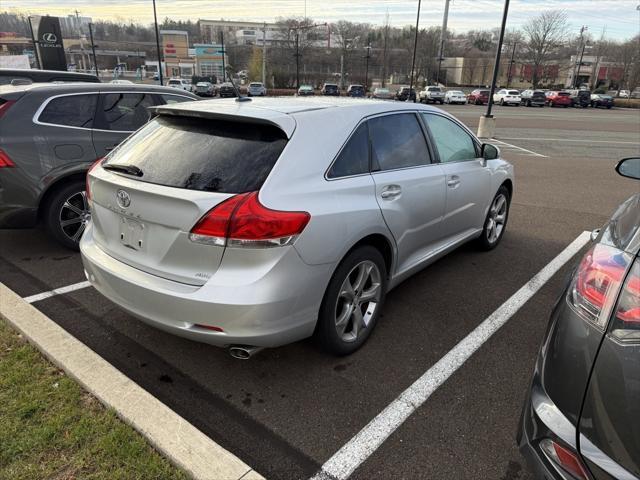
{"left": 81, "top": 98, "right": 514, "bottom": 358}
{"left": 247, "top": 82, "right": 266, "bottom": 96}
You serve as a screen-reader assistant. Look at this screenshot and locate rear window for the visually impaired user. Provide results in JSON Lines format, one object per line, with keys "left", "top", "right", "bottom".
{"left": 169, "top": 80, "right": 181, "bottom": 85}
{"left": 104, "top": 116, "right": 288, "bottom": 193}
{"left": 508, "top": 90, "right": 519, "bottom": 95}
{"left": 479, "top": 90, "right": 490, "bottom": 95}
{"left": 558, "top": 92, "right": 570, "bottom": 96}
{"left": 427, "top": 87, "right": 441, "bottom": 92}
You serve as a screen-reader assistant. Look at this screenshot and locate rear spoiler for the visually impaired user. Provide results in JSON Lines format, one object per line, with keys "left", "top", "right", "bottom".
{"left": 148, "top": 105, "right": 296, "bottom": 139}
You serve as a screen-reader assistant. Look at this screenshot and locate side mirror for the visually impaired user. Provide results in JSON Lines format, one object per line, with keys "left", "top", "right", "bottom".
{"left": 615, "top": 157, "right": 640, "bottom": 180}
{"left": 481, "top": 143, "right": 499, "bottom": 161}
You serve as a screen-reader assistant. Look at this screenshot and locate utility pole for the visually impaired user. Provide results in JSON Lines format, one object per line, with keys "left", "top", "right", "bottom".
{"left": 571, "top": 26, "right": 587, "bottom": 88}
{"left": 27, "top": 16, "right": 41, "bottom": 70}
{"left": 408, "top": 0, "right": 422, "bottom": 102}
{"left": 506, "top": 41, "right": 517, "bottom": 88}
{"left": 478, "top": 0, "right": 510, "bottom": 139}
{"left": 262, "top": 22, "right": 267, "bottom": 86}
{"left": 152, "top": 0, "right": 163, "bottom": 85}
{"left": 437, "top": 0, "right": 451, "bottom": 85}
{"left": 88, "top": 23, "right": 98, "bottom": 76}
{"left": 220, "top": 31, "right": 226, "bottom": 82}
{"left": 364, "top": 44, "right": 371, "bottom": 92}
{"left": 576, "top": 42, "right": 587, "bottom": 88}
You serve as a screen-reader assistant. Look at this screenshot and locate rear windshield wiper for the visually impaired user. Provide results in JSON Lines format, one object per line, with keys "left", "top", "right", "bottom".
{"left": 103, "top": 164, "right": 143, "bottom": 177}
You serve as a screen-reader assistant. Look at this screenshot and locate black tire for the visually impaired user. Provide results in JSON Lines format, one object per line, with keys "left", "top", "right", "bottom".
{"left": 477, "top": 185, "right": 511, "bottom": 251}
{"left": 44, "top": 180, "right": 89, "bottom": 251}
{"left": 500, "top": 99, "right": 505, "bottom": 106}
{"left": 315, "top": 245, "right": 388, "bottom": 355}
{"left": 606, "top": 105, "right": 612, "bottom": 109}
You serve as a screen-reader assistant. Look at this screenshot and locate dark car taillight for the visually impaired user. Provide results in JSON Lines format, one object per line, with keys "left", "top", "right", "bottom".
{"left": 190, "top": 192, "right": 310, "bottom": 248}
{"left": 0, "top": 99, "right": 15, "bottom": 119}
{"left": 0, "top": 148, "right": 15, "bottom": 168}
{"left": 610, "top": 258, "right": 640, "bottom": 342}
{"left": 540, "top": 439, "right": 589, "bottom": 480}
{"left": 567, "top": 244, "right": 633, "bottom": 329}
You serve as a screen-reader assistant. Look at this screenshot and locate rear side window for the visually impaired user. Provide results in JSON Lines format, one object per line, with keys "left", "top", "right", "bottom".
{"left": 328, "top": 123, "right": 369, "bottom": 178}
{"left": 159, "top": 94, "right": 193, "bottom": 104}
{"left": 104, "top": 116, "right": 287, "bottom": 193}
{"left": 369, "top": 113, "right": 431, "bottom": 171}
{"left": 39, "top": 94, "right": 98, "bottom": 128}
{"left": 100, "top": 93, "right": 155, "bottom": 131}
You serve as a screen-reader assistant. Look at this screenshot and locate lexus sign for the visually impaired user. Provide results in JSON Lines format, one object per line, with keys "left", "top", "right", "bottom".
{"left": 31, "top": 16, "right": 67, "bottom": 71}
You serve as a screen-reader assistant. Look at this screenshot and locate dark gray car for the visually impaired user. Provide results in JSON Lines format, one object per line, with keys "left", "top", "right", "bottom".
{"left": 0, "top": 82, "right": 198, "bottom": 249}
{"left": 518, "top": 157, "right": 640, "bottom": 480}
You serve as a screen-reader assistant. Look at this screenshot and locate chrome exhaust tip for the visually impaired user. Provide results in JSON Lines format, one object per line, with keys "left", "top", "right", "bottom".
{"left": 228, "top": 345, "right": 264, "bottom": 360}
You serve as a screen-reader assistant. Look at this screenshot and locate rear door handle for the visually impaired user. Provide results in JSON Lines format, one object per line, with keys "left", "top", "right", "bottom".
{"left": 380, "top": 185, "right": 402, "bottom": 199}
{"left": 447, "top": 175, "right": 461, "bottom": 188}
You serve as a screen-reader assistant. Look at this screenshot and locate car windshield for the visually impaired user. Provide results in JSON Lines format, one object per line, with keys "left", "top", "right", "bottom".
{"left": 376, "top": 88, "right": 389, "bottom": 93}
{"left": 325, "top": 84, "right": 337, "bottom": 88}
{"left": 601, "top": 95, "right": 612, "bottom": 99}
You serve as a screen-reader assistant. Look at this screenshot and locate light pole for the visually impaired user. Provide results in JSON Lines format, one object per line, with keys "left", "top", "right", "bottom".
{"left": 408, "top": 0, "right": 422, "bottom": 102}
{"left": 364, "top": 44, "right": 371, "bottom": 92}
{"left": 220, "top": 31, "right": 226, "bottom": 82}
{"left": 436, "top": 0, "right": 451, "bottom": 85}
{"left": 27, "top": 16, "right": 41, "bottom": 70}
{"left": 88, "top": 22, "right": 98, "bottom": 76}
{"left": 152, "top": 0, "right": 163, "bottom": 85}
{"left": 291, "top": 22, "right": 327, "bottom": 90}
{"left": 477, "top": 0, "right": 510, "bottom": 139}
{"left": 571, "top": 26, "right": 587, "bottom": 88}
{"left": 506, "top": 41, "right": 517, "bottom": 88}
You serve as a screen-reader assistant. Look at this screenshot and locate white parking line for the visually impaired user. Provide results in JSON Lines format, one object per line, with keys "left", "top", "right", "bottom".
{"left": 492, "top": 139, "right": 548, "bottom": 158}
{"left": 496, "top": 137, "right": 640, "bottom": 145}
{"left": 310, "top": 231, "right": 591, "bottom": 480}
{"left": 23, "top": 280, "right": 92, "bottom": 304}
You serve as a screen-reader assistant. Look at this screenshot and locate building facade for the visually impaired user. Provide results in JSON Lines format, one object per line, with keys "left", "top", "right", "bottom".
{"left": 199, "top": 20, "right": 280, "bottom": 46}
{"left": 194, "top": 44, "right": 226, "bottom": 80}
{"left": 161, "top": 30, "right": 195, "bottom": 78}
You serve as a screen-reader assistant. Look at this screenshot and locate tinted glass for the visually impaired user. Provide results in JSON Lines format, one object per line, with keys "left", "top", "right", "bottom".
{"left": 39, "top": 94, "right": 98, "bottom": 128}
{"left": 480, "top": 90, "right": 490, "bottom": 95}
{"left": 508, "top": 90, "right": 520, "bottom": 95}
{"left": 160, "top": 94, "right": 193, "bottom": 104}
{"left": 328, "top": 123, "right": 369, "bottom": 178}
{"left": 369, "top": 113, "right": 430, "bottom": 171}
{"left": 558, "top": 92, "right": 570, "bottom": 96}
{"left": 422, "top": 114, "right": 477, "bottom": 163}
{"left": 100, "top": 92, "right": 155, "bottom": 131}
{"left": 104, "top": 116, "right": 287, "bottom": 193}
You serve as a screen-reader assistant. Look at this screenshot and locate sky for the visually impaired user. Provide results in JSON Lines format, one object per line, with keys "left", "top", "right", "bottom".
{"left": 4, "top": 0, "right": 640, "bottom": 40}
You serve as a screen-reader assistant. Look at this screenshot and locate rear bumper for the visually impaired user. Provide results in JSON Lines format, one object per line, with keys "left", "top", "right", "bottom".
{"left": 80, "top": 224, "right": 334, "bottom": 348}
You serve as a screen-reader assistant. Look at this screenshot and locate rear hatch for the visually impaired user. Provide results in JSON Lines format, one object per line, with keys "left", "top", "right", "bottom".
{"left": 88, "top": 114, "right": 289, "bottom": 285}
{"left": 532, "top": 91, "right": 546, "bottom": 101}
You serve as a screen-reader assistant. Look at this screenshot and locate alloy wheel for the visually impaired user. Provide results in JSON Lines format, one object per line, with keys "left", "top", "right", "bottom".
{"left": 334, "top": 260, "right": 382, "bottom": 343}
{"left": 486, "top": 193, "right": 508, "bottom": 244}
{"left": 59, "top": 190, "right": 90, "bottom": 243}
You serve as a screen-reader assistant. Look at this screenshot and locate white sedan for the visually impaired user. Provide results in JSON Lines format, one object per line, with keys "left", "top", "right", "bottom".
{"left": 445, "top": 90, "right": 467, "bottom": 104}
{"left": 493, "top": 89, "right": 521, "bottom": 106}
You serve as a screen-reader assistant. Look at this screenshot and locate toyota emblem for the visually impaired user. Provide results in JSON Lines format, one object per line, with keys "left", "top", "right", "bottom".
{"left": 116, "top": 189, "right": 131, "bottom": 208}
{"left": 42, "top": 33, "right": 57, "bottom": 43}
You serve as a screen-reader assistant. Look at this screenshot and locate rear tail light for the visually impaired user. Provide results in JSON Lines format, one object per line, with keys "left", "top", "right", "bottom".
{"left": 0, "top": 99, "right": 15, "bottom": 119}
{"left": 567, "top": 244, "right": 631, "bottom": 329}
{"left": 86, "top": 157, "right": 104, "bottom": 202}
{"left": 540, "top": 438, "right": 589, "bottom": 480}
{"left": 611, "top": 258, "right": 640, "bottom": 342}
{"left": 190, "top": 192, "right": 310, "bottom": 248}
{"left": 0, "top": 148, "right": 15, "bottom": 168}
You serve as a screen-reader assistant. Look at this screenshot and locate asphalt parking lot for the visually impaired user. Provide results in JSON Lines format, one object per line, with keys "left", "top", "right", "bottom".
{"left": 1, "top": 104, "right": 639, "bottom": 480}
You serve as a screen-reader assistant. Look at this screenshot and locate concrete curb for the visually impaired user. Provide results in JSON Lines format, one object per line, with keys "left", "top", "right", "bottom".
{"left": 0, "top": 282, "right": 264, "bottom": 480}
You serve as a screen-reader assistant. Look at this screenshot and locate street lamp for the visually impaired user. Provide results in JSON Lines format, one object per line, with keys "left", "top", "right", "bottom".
{"left": 152, "top": 0, "right": 163, "bottom": 85}
{"left": 291, "top": 22, "right": 327, "bottom": 90}
{"left": 408, "top": 0, "right": 422, "bottom": 102}
{"left": 477, "top": 0, "right": 510, "bottom": 139}
{"left": 364, "top": 44, "right": 371, "bottom": 92}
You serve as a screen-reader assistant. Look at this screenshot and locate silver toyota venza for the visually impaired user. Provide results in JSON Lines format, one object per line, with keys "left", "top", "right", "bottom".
{"left": 81, "top": 97, "right": 514, "bottom": 358}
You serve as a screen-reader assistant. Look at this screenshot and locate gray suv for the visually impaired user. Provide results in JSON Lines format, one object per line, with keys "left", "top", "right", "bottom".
{"left": 518, "top": 157, "right": 640, "bottom": 480}
{"left": 0, "top": 82, "right": 198, "bottom": 249}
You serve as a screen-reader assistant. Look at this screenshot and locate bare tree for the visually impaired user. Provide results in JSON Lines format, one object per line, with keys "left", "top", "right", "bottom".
{"left": 613, "top": 36, "right": 639, "bottom": 93}
{"left": 522, "top": 10, "right": 569, "bottom": 87}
